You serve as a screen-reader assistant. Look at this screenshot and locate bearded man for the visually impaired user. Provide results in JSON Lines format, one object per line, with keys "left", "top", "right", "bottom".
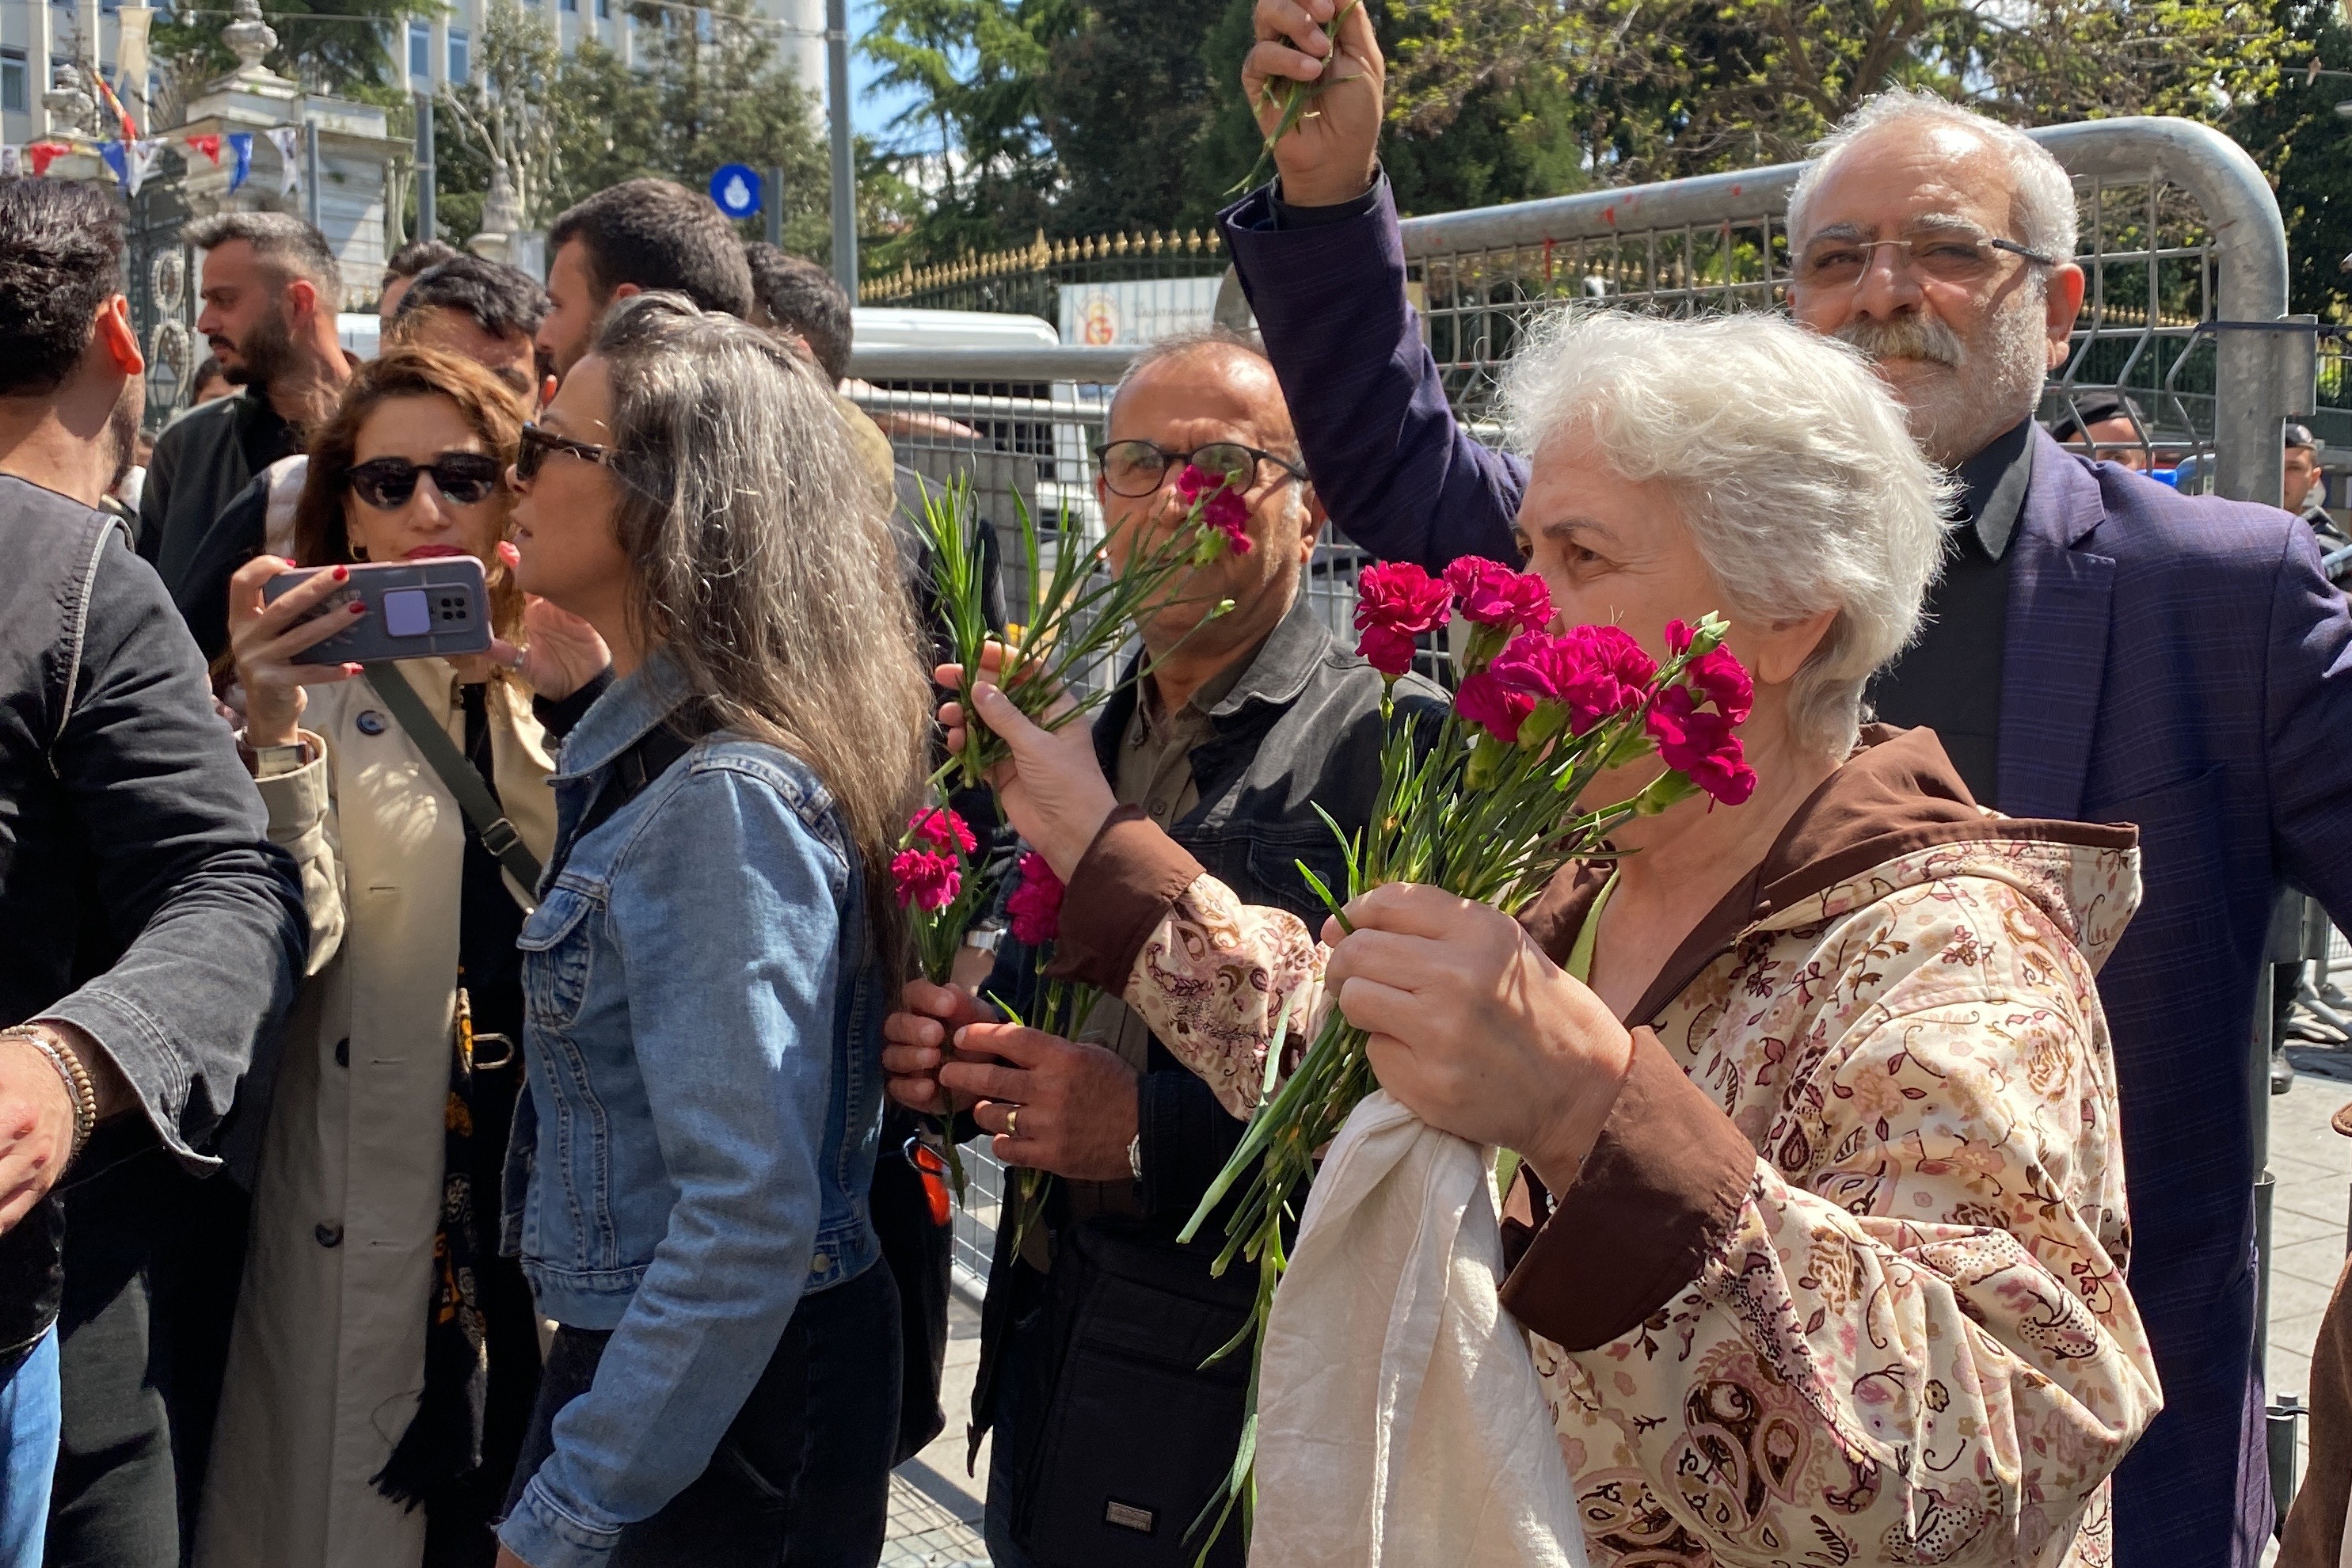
{"left": 138, "top": 211, "right": 352, "bottom": 600}
{"left": 1220, "top": 3, "right": 2352, "bottom": 1559}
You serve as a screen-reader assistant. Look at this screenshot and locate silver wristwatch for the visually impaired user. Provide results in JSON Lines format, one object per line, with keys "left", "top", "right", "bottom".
{"left": 1127, "top": 1132, "right": 1143, "bottom": 1182}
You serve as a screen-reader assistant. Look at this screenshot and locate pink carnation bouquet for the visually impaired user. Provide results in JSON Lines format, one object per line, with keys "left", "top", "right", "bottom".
{"left": 889, "top": 800, "right": 995, "bottom": 1199}
{"left": 1180, "top": 558, "right": 1753, "bottom": 1551}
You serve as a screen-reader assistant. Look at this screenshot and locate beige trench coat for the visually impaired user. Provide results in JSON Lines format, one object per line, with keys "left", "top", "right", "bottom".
{"left": 194, "top": 661, "right": 559, "bottom": 1568}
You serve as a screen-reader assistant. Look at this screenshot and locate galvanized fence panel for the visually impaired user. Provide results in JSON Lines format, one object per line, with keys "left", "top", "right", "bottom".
{"left": 849, "top": 115, "right": 2304, "bottom": 1293}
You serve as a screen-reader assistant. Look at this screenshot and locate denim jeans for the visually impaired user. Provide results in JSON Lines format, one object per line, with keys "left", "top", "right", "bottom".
{"left": 48, "top": 1132, "right": 249, "bottom": 1568}
{"left": 0, "top": 1331, "right": 59, "bottom": 1568}
{"left": 501, "top": 1259, "right": 900, "bottom": 1567}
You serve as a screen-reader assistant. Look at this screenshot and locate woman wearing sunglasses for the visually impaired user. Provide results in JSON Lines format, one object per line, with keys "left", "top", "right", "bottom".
{"left": 199, "top": 348, "right": 611, "bottom": 1568}
{"left": 484, "top": 295, "right": 928, "bottom": 1568}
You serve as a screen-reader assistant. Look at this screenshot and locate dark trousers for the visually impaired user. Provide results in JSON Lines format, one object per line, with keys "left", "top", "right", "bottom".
{"left": 504, "top": 1258, "right": 900, "bottom": 1568}
{"left": 47, "top": 1131, "right": 248, "bottom": 1568}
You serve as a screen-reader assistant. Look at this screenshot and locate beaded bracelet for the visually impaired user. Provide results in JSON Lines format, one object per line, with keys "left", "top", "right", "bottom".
{"left": 2, "top": 1026, "right": 97, "bottom": 1160}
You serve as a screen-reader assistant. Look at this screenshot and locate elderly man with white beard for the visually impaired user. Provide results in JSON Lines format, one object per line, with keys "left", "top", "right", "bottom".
{"left": 1211, "top": 5, "right": 2352, "bottom": 1561}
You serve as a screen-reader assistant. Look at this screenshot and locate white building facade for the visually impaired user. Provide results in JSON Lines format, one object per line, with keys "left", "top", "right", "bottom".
{"left": 3, "top": 0, "right": 826, "bottom": 148}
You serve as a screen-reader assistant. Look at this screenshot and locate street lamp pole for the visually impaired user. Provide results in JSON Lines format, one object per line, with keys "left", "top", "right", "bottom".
{"left": 824, "top": 0, "right": 856, "bottom": 301}
{"left": 415, "top": 90, "right": 436, "bottom": 245}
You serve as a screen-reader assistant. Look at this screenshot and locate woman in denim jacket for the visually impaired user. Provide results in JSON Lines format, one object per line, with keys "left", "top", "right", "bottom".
{"left": 489, "top": 294, "right": 932, "bottom": 1568}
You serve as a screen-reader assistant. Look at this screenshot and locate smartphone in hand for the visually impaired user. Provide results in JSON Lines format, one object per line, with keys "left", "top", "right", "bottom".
{"left": 264, "top": 557, "right": 493, "bottom": 664}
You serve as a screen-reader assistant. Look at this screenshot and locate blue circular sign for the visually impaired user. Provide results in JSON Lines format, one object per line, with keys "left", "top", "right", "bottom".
{"left": 709, "top": 163, "right": 762, "bottom": 219}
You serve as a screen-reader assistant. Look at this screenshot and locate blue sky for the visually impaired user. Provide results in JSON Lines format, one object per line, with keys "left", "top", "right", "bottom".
{"left": 847, "top": 0, "right": 927, "bottom": 156}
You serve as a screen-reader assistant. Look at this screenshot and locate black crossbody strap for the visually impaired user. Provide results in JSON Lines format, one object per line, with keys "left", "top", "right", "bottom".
{"left": 542, "top": 722, "right": 700, "bottom": 887}
{"left": 363, "top": 664, "right": 545, "bottom": 903}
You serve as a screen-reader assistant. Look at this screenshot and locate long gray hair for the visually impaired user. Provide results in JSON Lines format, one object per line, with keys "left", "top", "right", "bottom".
{"left": 592, "top": 292, "right": 930, "bottom": 931}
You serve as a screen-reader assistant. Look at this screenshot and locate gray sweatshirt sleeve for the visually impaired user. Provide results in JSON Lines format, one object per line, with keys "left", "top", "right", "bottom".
{"left": 40, "top": 527, "right": 306, "bottom": 1168}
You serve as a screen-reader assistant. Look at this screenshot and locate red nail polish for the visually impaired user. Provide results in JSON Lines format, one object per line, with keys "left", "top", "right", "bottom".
{"left": 348, "top": 601, "right": 366, "bottom": 614}
{"left": 333, "top": 565, "right": 348, "bottom": 581}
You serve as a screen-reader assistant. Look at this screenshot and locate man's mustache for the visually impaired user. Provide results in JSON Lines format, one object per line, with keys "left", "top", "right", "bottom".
{"left": 1833, "top": 312, "right": 1966, "bottom": 369}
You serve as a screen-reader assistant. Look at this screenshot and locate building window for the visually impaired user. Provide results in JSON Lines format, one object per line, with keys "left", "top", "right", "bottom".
{"left": 408, "top": 20, "right": 430, "bottom": 78}
{"left": 596, "top": 0, "right": 610, "bottom": 18}
{"left": 561, "top": 0, "right": 577, "bottom": 13}
{"left": 446, "top": 27, "right": 470, "bottom": 80}
{"left": 1, "top": 51, "right": 26, "bottom": 114}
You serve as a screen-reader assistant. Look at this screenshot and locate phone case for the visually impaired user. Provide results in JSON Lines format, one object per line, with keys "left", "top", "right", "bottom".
{"left": 263, "top": 557, "right": 494, "bottom": 664}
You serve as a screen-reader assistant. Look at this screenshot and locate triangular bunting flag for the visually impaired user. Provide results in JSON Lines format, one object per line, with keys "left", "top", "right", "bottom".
{"left": 268, "top": 127, "right": 302, "bottom": 195}
{"left": 95, "top": 75, "right": 139, "bottom": 143}
{"left": 99, "top": 140, "right": 162, "bottom": 196}
{"left": 187, "top": 133, "right": 222, "bottom": 166}
{"left": 226, "top": 132, "right": 253, "bottom": 192}
{"left": 129, "top": 139, "right": 162, "bottom": 195}
{"left": 25, "top": 142, "right": 70, "bottom": 177}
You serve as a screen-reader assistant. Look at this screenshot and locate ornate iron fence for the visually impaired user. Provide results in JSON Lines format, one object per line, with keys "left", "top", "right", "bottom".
{"left": 862, "top": 226, "right": 1230, "bottom": 322}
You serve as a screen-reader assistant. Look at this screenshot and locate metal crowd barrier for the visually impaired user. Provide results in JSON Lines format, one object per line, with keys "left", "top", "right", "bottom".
{"left": 851, "top": 124, "right": 2314, "bottom": 1437}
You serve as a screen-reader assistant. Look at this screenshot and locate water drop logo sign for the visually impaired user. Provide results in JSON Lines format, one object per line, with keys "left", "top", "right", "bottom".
{"left": 708, "top": 163, "right": 761, "bottom": 219}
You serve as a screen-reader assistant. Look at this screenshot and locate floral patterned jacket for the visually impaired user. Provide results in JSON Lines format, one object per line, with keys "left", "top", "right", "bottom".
{"left": 1045, "top": 728, "right": 2161, "bottom": 1566}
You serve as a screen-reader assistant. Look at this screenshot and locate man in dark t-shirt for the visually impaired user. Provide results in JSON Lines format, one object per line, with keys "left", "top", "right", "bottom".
{"left": 139, "top": 211, "right": 351, "bottom": 599}
{"left": 0, "top": 175, "right": 305, "bottom": 1566}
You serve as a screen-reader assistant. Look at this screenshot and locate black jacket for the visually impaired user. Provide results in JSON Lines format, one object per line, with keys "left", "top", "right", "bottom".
{"left": 969, "top": 589, "right": 1445, "bottom": 1441}
{"left": 0, "top": 476, "right": 306, "bottom": 1362}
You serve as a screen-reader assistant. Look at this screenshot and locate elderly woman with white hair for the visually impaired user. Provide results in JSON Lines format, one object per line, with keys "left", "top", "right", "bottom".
{"left": 916, "top": 307, "right": 2162, "bottom": 1563}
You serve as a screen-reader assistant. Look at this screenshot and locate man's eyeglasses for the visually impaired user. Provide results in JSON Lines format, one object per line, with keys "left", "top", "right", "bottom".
{"left": 1091, "top": 440, "right": 1307, "bottom": 500}
{"left": 516, "top": 422, "right": 616, "bottom": 483}
{"left": 1793, "top": 230, "right": 2060, "bottom": 291}
{"left": 345, "top": 453, "right": 504, "bottom": 511}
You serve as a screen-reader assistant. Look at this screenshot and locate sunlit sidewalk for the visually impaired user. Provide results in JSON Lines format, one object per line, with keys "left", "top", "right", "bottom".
{"left": 882, "top": 1287, "right": 989, "bottom": 1567}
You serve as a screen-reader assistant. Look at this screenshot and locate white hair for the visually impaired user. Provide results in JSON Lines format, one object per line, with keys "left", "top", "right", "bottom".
{"left": 1787, "top": 89, "right": 2080, "bottom": 267}
{"left": 1498, "top": 310, "right": 1956, "bottom": 761}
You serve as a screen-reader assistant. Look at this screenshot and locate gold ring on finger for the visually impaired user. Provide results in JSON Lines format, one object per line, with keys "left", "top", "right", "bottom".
{"left": 1005, "top": 1106, "right": 1020, "bottom": 1139}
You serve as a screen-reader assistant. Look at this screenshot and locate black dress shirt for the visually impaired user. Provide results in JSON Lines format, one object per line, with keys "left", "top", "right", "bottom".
{"left": 1863, "top": 417, "right": 2035, "bottom": 807}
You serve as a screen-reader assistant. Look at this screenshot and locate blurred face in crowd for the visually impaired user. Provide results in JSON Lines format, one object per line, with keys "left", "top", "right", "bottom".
{"left": 1098, "top": 346, "right": 1322, "bottom": 660}
{"left": 340, "top": 394, "right": 510, "bottom": 570}
{"left": 399, "top": 304, "right": 542, "bottom": 412}
{"left": 192, "top": 365, "right": 231, "bottom": 404}
{"left": 2286, "top": 443, "right": 2323, "bottom": 512}
{"left": 1786, "top": 119, "right": 2087, "bottom": 469}
{"left": 2073, "top": 415, "right": 2148, "bottom": 471}
{"left": 508, "top": 354, "right": 634, "bottom": 629}
{"left": 378, "top": 273, "right": 417, "bottom": 332}
{"left": 538, "top": 239, "right": 638, "bottom": 382}
{"left": 196, "top": 238, "right": 308, "bottom": 388}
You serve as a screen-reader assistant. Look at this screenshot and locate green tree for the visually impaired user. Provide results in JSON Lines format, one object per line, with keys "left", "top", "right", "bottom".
{"left": 421, "top": 0, "right": 837, "bottom": 261}
{"left": 861, "top": 0, "right": 1064, "bottom": 256}
{"left": 2229, "top": 0, "right": 2352, "bottom": 320}
{"left": 154, "top": 0, "right": 434, "bottom": 113}
{"left": 1563, "top": 0, "right": 2285, "bottom": 181}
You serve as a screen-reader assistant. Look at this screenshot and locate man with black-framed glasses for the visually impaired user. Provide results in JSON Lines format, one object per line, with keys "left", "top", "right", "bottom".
{"left": 879, "top": 327, "right": 1446, "bottom": 1568}
{"left": 1222, "top": 5, "right": 2352, "bottom": 1557}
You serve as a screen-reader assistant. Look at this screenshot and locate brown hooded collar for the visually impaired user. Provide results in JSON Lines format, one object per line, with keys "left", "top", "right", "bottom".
{"left": 1522, "top": 724, "right": 2137, "bottom": 1029}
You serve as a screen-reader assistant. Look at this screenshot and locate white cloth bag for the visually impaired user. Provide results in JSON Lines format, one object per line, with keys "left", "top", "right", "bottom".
{"left": 1247, "top": 1090, "right": 1587, "bottom": 1568}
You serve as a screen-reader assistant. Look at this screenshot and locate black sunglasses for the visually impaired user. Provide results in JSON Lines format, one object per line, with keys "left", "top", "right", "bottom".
{"left": 516, "top": 422, "right": 617, "bottom": 483}
{"left": 346, "top": 452, "right": 504, "bottom": 510}
{"left": 1090, "top": 439, "right": 1307, "bottom": 500}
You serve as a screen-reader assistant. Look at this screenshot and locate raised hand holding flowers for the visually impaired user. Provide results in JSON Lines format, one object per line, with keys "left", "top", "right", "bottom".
{"left": 911, "top": 469, "right": 1250, "bottom": 792}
